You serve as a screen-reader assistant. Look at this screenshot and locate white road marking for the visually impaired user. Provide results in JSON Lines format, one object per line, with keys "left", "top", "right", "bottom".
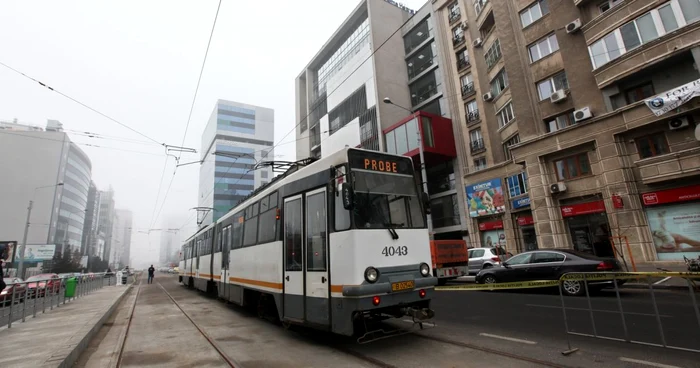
{"left": 525, "top": 304, "right": 673, "bottom": 318}
{"left": 619, "top": 357, "right": 681, "bottom": 368}
{"left": 479, "top": 332, "right": 537, "bottom": 345}
{"left": 653, "top": 277, "right": 672, "bottom": 285}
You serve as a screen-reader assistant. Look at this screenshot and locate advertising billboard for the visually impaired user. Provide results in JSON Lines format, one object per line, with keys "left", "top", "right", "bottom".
{"left": 16, "top": 244, "right": 56, "bottom": 261}
{"left": 466, "top": 179, "right": 505, "bottom": 218}
{"left": 646, "top": 202, "right": 700, "bottom": 261}
{"left": 0, "top": 241, "right": 17, "bottom": 262}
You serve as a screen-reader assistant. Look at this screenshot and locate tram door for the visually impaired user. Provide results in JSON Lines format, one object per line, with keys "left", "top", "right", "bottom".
{"left": 219, "top": 225, "right": 230, "bottom": 300}
{"left": 304, "top": 188, "right": 329, "bottom": 326}
{"left": 283, "top": 195, "right": 304, "bottom": 321}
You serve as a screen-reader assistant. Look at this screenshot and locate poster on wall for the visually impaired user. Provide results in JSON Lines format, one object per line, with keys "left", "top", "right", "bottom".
{"left": 15, "top": 244, "right": 56, "bottom": 262}
{"left": 466, "top": 179, "right": 506, "bottom": 217}
{"left": 481, "top": 230, "right": 506, "bottom": 248}
{"left": 0, "top": 241, "right": 17, "bottom": 262}
{"left": 646, "top": 202, "right": 700, "bottom": 261}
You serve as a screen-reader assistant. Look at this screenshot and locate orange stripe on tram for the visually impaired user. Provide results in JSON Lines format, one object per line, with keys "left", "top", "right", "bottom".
{"left": 229, "top": 277, "right": 283, "bottom": 290}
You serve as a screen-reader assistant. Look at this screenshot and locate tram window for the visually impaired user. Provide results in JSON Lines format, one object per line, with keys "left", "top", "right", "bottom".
{"left": 335, "top": 193, "right": 351, "bottom": 231}
{"left": 251, "top": 202, "right": 259, "bottom": 217}
{"left": 258, "top": 208, "right": 277, "bottom": 243}
{"left": 232, "top": 212, "right": 244, "bottom": 249}
{"left": 260, "top": 196, "right": 269, "bottom": 212}
{"left": 307, "top": 192, "right": 327, "bottom": 271}
{"left": 216, "top": 229, "right": 222, "bottom": 253}
{"left": 285, "top": 199, "right": 303, "bottom": 271}
{"left": 243, "top": 215, "right": 258, "bottom": 246}
{"left": 269, "top": 192, "right": 278, "bottom": 208}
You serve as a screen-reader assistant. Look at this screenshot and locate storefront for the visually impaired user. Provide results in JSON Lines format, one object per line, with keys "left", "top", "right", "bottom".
{"left": 641, "top": 184, "right": 700, "bottom": 261}
{"left": 516, "top": 214, "right": 537, "bottom": 252}
{"left": 478, "top": 219, "right": 506, "bottom": 248}
{"left": 561, "top": 199, "right": 614, "bottom": 257}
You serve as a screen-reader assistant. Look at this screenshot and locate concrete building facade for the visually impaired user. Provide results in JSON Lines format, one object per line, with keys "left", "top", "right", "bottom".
{"left": 113, "top": 209, "right": 133, "bottom": 269}
{"left": 198, "top": 100, "right": 274, "bottom": 225}
{"left": 432, "top": 0, "right": 700, "bottom": 264}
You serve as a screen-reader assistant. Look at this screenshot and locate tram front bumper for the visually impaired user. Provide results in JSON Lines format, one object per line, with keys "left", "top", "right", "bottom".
{"left": 341, "top": 276, "right": 437, "bottom": 297}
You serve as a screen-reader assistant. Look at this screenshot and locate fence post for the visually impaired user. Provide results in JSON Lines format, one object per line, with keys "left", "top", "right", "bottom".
{"left": 21, "top": 286, "right": 28, "bottom": 322}
{"left": 558, "top": 274, "right": 578, "bottom": 355}
{"left": 7, "top": 286, "right": 16, "bottom": 328}
{"left": 583, "top": 273, "right": 597, "bottom": 337}
{"left": 646, "top": 275, "right": 667, "bottom": 347}
{"left": 612, "top": 274, "right": 629, "bottom": 342}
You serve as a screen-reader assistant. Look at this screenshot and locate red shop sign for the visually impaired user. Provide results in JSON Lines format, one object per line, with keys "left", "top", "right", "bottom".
{"left": 560, "top": 200, "right": 606, "bottom": 218}
{"left": 479, "top": 220, "right": 504, "bottom": 231}
{"left": 517, "top": 215, "right": 534, "bottom": 226}
{"left": 641, "top": 185, "right": 700, "bottom": 206}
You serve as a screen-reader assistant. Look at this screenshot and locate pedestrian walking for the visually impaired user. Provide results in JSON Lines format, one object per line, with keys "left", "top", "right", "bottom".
{"left": 148, "top": 265, "right": 155, "bottom": 284}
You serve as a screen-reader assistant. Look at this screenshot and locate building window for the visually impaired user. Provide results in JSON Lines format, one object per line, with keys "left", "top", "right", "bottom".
{"left": 537, "top": 71, "right": 569, "bottom": 101}
{"left": 490, "top": 68, "right": 509, "bottom": 97}
{"left": 466, "top": 100, "right": 480, "bottom": 123}
{"left": 506, "top": 172, "right": 528, "bottom": 198}
{"left": 625, "top": 82, "right": 655, "bottom": 104}
{"left": 545, "top": 111, "right": 576, "bottom": 133}
{"left": 470, "top": 129, "right": 484, "bottom": 152}
{"left": 636, "top": 133, "right": 669, "bottom": 159}
{"left": 431, "top": 194, "right": 462, "bottom": 228}
{"left": 503, "top": 134, "right": 520, "bottom": 160}
{"left": 528, "top": 33, "right": 559, "bottom": 63}
{"left": 461, "top": 74, "right": 475, "bottom": 96}
{"left": 496, "top": 101, "right": 515, "bottom": 128}
{"left": 554, "top": 153, "right": 591, "bottom": 180}
{"left": 520, "top": 0, "right": 549, "bottom": 28}
{"left": 474, "top": 157, "right": 487, "bottom": 171}
{"left": 598, "top": 0, "right": 623, "bottom": 14}
{"left": 457, "top": 48, "right": 470, "bottom": 70}
{"left": 588, "top": 0, "right": 699, "bottom": 69}
{"left": 449, "top": 2, "right": 461, "bottom": 22}
{"left": 453, "top": 26, "right": 465, "bottom": 45}
{"left": 407, "top": 43, "right": 437, "bottom": 80}
{"left": 404, "top": 19, "right": 431, "bottom": 54}
{"left": 484, "top": 39, "right": 502, "bottom": 70}
{"left": 474, "top": 0, "right": 489, "bottom": 17}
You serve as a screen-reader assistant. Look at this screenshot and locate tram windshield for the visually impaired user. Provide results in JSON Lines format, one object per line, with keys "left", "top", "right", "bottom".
{"left": 352, "top": 170, "right": 425, "bottom": 230}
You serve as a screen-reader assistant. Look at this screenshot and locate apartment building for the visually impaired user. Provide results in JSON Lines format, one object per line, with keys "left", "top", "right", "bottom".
{"left": 433, "top": 0, "right": 700, "bottom": 264}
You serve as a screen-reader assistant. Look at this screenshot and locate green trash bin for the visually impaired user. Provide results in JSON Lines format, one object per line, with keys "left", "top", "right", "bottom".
{"left": 64, "top": 277, "right": 77, "bottom": 298}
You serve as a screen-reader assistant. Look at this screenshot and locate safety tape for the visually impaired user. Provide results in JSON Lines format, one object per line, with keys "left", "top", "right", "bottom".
{"left": 435, "top": 272, "right": 700, "bottom": 291}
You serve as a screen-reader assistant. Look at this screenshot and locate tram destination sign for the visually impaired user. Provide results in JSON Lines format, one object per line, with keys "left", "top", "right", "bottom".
{"left": 348, "top": 149, "right": 413, "bottom": 176}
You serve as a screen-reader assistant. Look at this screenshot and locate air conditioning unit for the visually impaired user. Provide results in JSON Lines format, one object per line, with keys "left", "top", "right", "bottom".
{"left": 566, "top": 19, "right": 582, "bottom": 34}
{"left": 573, "top": 107, "right": 592, "bottom": 122}
{"left": 550, "top": 182, "right": 567, "bottom": 194}
{"left": 668, "top": 116, "right": 690, "bottom": 130}
{"left": 482, "top": 92, "right": 494, "bottom": 101}
{"left": 550, "top": 89, "right": 567, "bottom": 103}
{"left": 473, "top": 38, "right": 483, "bottom": 47}
{"left": 461, "top": 21, "right": 469, "bottom": 30}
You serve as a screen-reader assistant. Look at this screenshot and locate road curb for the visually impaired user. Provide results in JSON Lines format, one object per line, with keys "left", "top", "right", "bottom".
{"left": 49, "top": 283, "right": 133, "bottom": 368}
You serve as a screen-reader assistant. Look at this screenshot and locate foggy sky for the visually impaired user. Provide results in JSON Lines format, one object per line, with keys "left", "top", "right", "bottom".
{"left": 0, "top": 0, "right": 426, "bottom": 267}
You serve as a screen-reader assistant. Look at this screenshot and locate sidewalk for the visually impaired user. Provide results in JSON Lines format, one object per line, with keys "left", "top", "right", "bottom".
{"left": 623, "top": 261, "right": 695, "bottom": 290}
{"left": 0, "top": 284, "right": 131, "bottom": 368}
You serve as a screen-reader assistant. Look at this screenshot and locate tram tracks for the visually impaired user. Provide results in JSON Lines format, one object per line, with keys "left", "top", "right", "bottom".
{"left": 115, "top": 279, "right": 244, "bottom": 368}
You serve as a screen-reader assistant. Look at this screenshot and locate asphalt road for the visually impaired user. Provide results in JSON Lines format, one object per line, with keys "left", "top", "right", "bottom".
{"left": 428, "top": 284, "right": 700, "bottom": 367}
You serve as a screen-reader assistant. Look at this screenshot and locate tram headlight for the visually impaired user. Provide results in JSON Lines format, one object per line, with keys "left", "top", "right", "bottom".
{"left": 420, "top": 263, "right": 430, "bottom": 277}
{"left": 364, "top": 267, "right": 379, "bottom": 283}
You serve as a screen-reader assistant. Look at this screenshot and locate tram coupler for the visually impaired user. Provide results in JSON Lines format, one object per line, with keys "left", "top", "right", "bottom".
{"left": 403, "top": 307, "right": 435, "bottom": 320}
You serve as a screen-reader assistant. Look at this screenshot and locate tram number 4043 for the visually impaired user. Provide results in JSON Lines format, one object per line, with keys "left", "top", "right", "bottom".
{"left": 382, "top": 245, "right": 408, "bottom": 257}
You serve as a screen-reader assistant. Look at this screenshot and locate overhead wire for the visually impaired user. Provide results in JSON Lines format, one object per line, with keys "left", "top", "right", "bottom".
{"left": 0, "top": 129, "right": 164, "bottom": 156}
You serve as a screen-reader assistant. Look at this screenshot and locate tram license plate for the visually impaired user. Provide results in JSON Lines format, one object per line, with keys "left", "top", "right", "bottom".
{"left": 391, "top": 280, "right": 415, "bottom": 292}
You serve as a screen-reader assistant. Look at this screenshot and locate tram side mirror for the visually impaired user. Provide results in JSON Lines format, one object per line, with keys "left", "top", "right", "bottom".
{"left": 422, "top": 192, "right": 431, "bottom": 215}
{"left": 341, "top": 183, "right": 354, "bottom": 210}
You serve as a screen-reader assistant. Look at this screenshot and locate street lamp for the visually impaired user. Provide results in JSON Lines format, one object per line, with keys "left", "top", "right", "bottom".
{"left": 383, "top": 97, "right": 434, "bottom": 240}
{"left": 18, "top": 182, "right": 64, "bottom": 278}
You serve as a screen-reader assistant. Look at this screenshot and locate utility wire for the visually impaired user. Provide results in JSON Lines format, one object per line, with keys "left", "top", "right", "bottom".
{"left": 0, "top": 60, "right": 165, "bottom": 146}
{"left": 0, "top": 129, "right": 163, "bottom": 156}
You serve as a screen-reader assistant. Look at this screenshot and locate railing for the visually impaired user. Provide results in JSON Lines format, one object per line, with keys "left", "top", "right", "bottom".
{"left": 410, "top": 84, "right": 439, "bottom": 107}
{"left": 466, "top": 110, "right": 480, "bottom": 124}
{"left": 470, "top": 138, "right": 485, "bottom": 153}
{"left": 0, "top": 272, "right": 128, "bottom": 329}
{"left": 457, "top": 57, "right": 470, "bottom": 70}
{"left": 453, "top": 34, "right": 465, "bottom": 46}
{"left": 461, "top": 82, "right": 475, "bottom": 97}
{"left": 449, "top": 10, "right": 461, "bottom": 23}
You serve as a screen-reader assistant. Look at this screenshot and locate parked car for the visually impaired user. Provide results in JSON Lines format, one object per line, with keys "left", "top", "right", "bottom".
{"left": 25, "top": 274, "right": 61, "bottom": 298}
{"left": 467, "top": 247, "right": 511, "bottom": 275}
{"left": 1, "top": 277, "right": 26, "bottom": 305}
{"left": 475, "top": 249, "right": 625, "bottom": 296}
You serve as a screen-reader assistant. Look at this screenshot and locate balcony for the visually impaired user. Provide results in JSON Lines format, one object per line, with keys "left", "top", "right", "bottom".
{"left": 466, "top": 110, "right": 480, "bottom": 125}
{"left": 461, "top": 82, "right": 476, "bottom": 99}
{"left": 470, "top": 138, "right": 486, "bottom": 153}
{"left": 635, "top": 147, "right": 700, "bottom": 185}
{"left": 453, "top": 34, "right": 465, "bottom": 47}
{"left": 384, "top": 112, "right": 457, "bottom": 164}
{"left": 457, "top": 56, "right": 471, "bottom": 71}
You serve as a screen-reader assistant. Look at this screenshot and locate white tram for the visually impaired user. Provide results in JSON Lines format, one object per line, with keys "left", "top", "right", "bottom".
{"left": 179, "top": 147, "right": 437, "bottom": 336}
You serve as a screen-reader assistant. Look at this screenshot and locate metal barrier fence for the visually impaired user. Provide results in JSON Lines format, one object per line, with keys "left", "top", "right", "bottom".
{"left": 557, "top": 271, "right": 700, "bottom": 354}
{"left": 0, "top": 272, "right": 130, "bottom": 329}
